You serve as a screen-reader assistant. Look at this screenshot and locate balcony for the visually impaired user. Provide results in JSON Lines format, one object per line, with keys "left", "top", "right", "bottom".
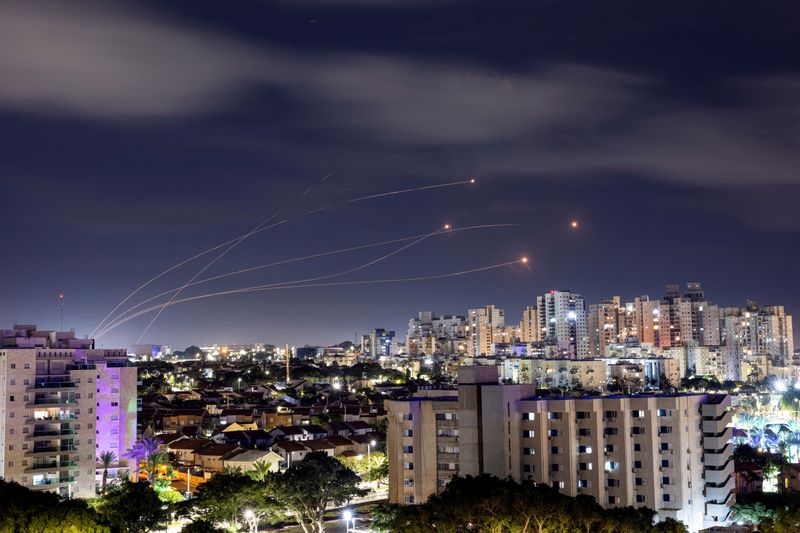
{"left": 26, "top": 414, "right": 77, "bottom": 425}
{"left": 29, "top": 429, "right": 76, "bottom": 439}
{"left": 27, "top": 397, "right": 77, "bottom": 407}
{"left": 702, "top": 434, "right": 730, "bottom": 452}
{"left": 27, "top": 445, "right": 78, "bottom": 456}
{"left": 703, "top": 444, "right": 733, "bottom": 466}
{"left": 704, "top": 462, "right": 734, "bottom": 485}
{"left": 30, "top": 477, "right": 75, "bottom": 489}
{"left": 25, "top": 461, "right": 78, "bottom": 472}
{"left": 29, "top": 382, "right": 78, "bottom": 392}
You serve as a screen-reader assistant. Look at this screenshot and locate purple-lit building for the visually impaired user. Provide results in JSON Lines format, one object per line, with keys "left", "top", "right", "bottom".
{"left": 0, "top": 325, "right": 137, "bottom": 498}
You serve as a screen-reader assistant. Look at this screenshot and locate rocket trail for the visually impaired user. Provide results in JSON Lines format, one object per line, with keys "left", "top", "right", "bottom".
{"left": 92, "top": 175, "right": 474, "bottom": 337}
{"left": 96, "top": 224, "right": 515, "bottom": 333}
{"left": 95, "top": 258, "right": 524, "bottom": 338}
{"left": 346, "top": 178, "right": 474, "bottom": 204}
{"left": 135, "top": 212, "right": 279, "bottom": 343}
{"left": 90, "top": 173, "right": 333, "bottom": 337}
{"left": 99, "top": 223, "right": 450, "bottom": 339}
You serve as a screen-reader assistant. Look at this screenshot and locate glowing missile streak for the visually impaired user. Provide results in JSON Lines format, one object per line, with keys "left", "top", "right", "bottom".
{"left": 91, "top": 173, "right": 330, "bottom": 337}
{"left": 346, "top": 178, "right": 475, "bottom": 204}
{"left": 97, "top": 223, "right": 516, "bottom": 333}
{"left": 100, "top": 223, "right": 450, "bottom": 338}
{"left": 95, "top": 258, "right": 525, "bottom": 338}
{"left": 92, "top": 175, "right": 474, "bottom": 336}
{"left": 135, "top": 212, "right": 279, "bottom": 343}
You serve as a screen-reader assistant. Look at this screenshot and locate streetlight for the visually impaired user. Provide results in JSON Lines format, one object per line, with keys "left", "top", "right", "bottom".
{"left": 342, "top": 510, "right": 354, "bottom": 533}
{"left": 367, "top": 439, "right": 377, "bottom": 469}
{"left": 185, "top": 465, "right": 197, "bottom": 498}
{"left": 244, "top": 509, "right": 257, "bottom": 533}
{"left": 238, "top": 377, "right": 242, "bottom": 391}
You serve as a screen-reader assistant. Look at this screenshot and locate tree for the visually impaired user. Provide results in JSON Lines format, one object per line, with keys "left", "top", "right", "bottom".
{"left": 653, "top": 518, "right": 689, "bottom": 533}
{"left": 126, "top": 437, "right": 167, "bottom": 484}
{"left": 268, "top": 452, "right": 367, "bottom": 533}
{"left": 373, "top": 474, "right": 689, "bottom": 533}
{"left": 246, "top": 459, "right": 273, "bottom": 482}
{"left": 0, "top": 479, "right": 109, "bottom": 533}
{"left": 512, "top": 481, "right": 571, "bottom": 533}
{"left": 763, "top": 507, "right": 800, "bottom": 533}
{"left": 178, "top": 472, "right": 276, "bottom": 530}
{"left": 94, "top": 479, "right": 171, "bottom": 533}
{"left": 180, "top": 520, "right": 225, "bottom": 533}
{"left": 733, "top": 501, "right": 777, "bottom": 525}
{"left": 98, "top": 450, "right": 118, "bottom": 495}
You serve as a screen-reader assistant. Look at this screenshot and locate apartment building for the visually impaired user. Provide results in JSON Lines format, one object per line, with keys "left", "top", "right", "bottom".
{"left": 519, "top": 305, "right": 541, "bottom": 343}
{"left": 386, "top": 366, "right": 733, "bottom": 532}
{"left": 722, "top": 301, "right": 794, "bottom": 379}
{"left": 406, "top": 312, "right": 468, "bottom": 356}
{"left": 537, "top": 290, "right": 590, "bottom": 358}
{"left": 0, "top": 325, "right": 137, "bottom": 498}
{"left": 468, "top": 305, "right": 505, "bottom": 356}
{"left": 588, "top": 297, "right": 622, "bottom": 356}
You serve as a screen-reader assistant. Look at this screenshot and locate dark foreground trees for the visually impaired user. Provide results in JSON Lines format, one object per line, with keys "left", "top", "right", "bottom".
{"left": 179, "top": 451, "right": 365, "bottom": 533}
{"left": 372, "top": 475, "right": 689, "bottom": 533}
{"left": 0, "top": 479, "right": 108, "bottom": 533}
{"left": 268, "top": 452, "right": 367, "bottom": 533}
{"left": 0, "top": 477, "right": 172, "bottom": 533}
{"left": 93, "top": 479, "right": 171, "bottom": 533}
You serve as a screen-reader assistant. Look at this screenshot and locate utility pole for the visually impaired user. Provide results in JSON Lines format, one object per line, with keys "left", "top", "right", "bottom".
{"left": 285, "top": 343, "right": 291, "bottom": 383}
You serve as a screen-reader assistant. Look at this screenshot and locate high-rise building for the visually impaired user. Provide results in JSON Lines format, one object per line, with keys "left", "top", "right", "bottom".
{"left": 0, "top": 325, "right": 137, "bottom": 498}
{"left": 362, "top": 329, "right": 397, "bottom": 358}
{"left": 386, "top": 366, "right": 734, "bottom": 532}
{"left": 658, "top": 283, "right": 720, "bottom": 348}
{"left": 630, "top": 296, "right": 662, "bottom": 346}
{"left": 536, "top": 290, "right": 589, "bottom": 358}
{"left": 588, "top": 297, "right": 622, "bottom": 356}
{"left": 406, "top": 312, "right": 467, "bottom": 356}
{"left": 519, "top": 305, "right": 541, "bottom": 343}
{"left": 467, "top": 305, "right": 504, "bottom": 356}
{"left": 721, "top": 301, "right": 794, "bottom": 380}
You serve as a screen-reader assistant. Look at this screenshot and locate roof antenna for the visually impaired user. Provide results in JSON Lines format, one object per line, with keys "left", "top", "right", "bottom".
{"left": 59, "top": 293, "right": 65, "bottom": 331}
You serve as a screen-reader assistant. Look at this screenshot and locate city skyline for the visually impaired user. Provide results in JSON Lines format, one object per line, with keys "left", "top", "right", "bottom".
{"left": 1, "top": 1, "right": 799, "bottom": 350}
{"left": 8, "top": 280, "right": 796, "bottom": 351}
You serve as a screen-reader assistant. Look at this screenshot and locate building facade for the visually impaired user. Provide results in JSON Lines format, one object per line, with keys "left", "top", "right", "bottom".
{"left": 537, "top": 290, "right": 590, "bottom": 358}
{"left": 0, "top": 325, "right": 137, "bottom": 498}
{"left": 386, "top": 366, "right": 734, "bottom": 532}
{"left": 468, "top": 305, "right": 505, "bottom": 357}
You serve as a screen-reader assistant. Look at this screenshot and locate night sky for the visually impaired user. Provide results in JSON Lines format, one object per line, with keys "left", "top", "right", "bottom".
{"left": 1, "top": 0, "right": 798, "bottom": 349}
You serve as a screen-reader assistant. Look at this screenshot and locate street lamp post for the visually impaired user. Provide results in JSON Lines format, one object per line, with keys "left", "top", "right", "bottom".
{"left": 367, "top": 439, "right": 377, "bottom": 481}
{"left": 238, "top": 377, "right": 242, "bottom": 391}
{"left": 185, "top": 465, "right": 194, "bottom": 498}
{"left": 342, "top": 510, "right": 354, "bottom": 533}
{"left": 244, "top": 509, "right": 257, "bottom": 533}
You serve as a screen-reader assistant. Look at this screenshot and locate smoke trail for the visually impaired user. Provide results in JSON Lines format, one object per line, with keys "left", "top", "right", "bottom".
{"left": 101, "top": 224, "right": 446, "bottom": 339}
{"left": 95, "top": 258, "right": 523, "bottom": 338}
{"left": 91, "top": 175, "right": 473, "bottom": 336}
{"left": 346, "top": 178, "right": 474, "bottom": 204}
{"left": 135, "top": 213, "right": 278, "bottom": 343}
{"left": 98, "top": 224, "right": 515, "bottom": 333}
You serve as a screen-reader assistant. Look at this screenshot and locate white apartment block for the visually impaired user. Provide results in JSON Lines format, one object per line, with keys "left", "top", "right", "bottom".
{"left": 722, "top": 302, "right": 794, "bottom": 379}
{"left": 407, "top": 312, "right": 468, "bottom": 356}
{"left": 0, "top": 325, "right": 137, "bottom": 498}
{"left": 537, "top": 290, "right": 590, "bottom": 358}
{"left": 386, "top": 366, "right": 734, "bottom": 532}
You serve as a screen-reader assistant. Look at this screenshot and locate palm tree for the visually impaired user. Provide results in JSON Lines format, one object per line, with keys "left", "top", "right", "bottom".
{"left": 126, "top": 437, "right": 165, "bottom": 484}
{"left": 98, "top": 450, "right": 117, "bottom": 494}
{"left": 247, "top": 459, "right": 273, "bottom": 482}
